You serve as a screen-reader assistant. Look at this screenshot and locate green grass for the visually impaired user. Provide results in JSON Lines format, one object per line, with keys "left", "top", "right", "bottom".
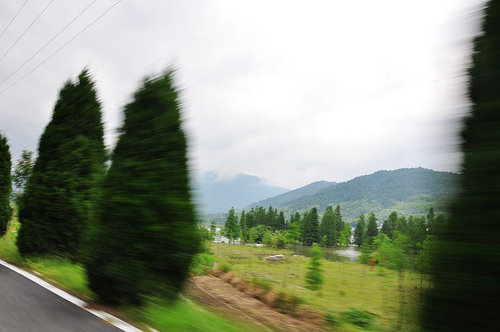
{"left": 210, "top": 243, "right": 423, "bottom": 331}
{"left": 0, "top": 218, "right": 23, "bottom": 265}
{"left": 0, "top": 215, "right": 254, "bottom": 332}
{"left": 143, "top": 298, "right": 253, "bottom": 332}
{"left": 27, "top": 257, "right": 94, "bottom": 299}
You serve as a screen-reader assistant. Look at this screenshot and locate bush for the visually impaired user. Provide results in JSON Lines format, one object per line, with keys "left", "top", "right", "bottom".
{"left": 220, "top": 263, "right": 232, "bottom": 273}
{"left": 275, "top": 231, "right": 287, "bottom": 249}
{"left": 324, "top": 311, "right": 340, "bottom": 328}
{"left": 262, "top": 231, "right": 273, "bottom": 246}
{"left": 252, "top": 276, "right": 272, "bottom": 293}
{"left": 341, "top": 307, "right": 376, "bottom": 328}
{"left": 275, "top": 292, "right": 303, "bottom": 314}
{"left": 191, "top": 252, "right": 215, "bottom": 275}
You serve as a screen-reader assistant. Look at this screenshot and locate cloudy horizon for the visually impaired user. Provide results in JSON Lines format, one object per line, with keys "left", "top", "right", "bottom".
{"left": 0, "top": 0, "right": 485, "bottom": 189}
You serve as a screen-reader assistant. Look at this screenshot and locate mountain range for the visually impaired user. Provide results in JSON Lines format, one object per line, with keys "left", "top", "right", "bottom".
{"left": 201, "top": 168, "right": 458, "bottom": 224}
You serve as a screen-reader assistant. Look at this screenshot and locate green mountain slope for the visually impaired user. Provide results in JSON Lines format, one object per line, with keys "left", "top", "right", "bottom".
{"left": 249, "top": 180, "right": 335, "bottom": 208}
{"left": 249, "top": 168, "right": 458, "bottom": 222}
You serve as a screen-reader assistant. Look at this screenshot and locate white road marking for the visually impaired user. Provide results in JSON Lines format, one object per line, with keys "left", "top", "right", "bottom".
{"left": 0, "top": 259, "right": 143, "bottom": 332}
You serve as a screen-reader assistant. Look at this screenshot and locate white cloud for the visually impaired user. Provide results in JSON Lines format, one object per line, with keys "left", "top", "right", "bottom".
{"left": 0, "top": 0, "right": 485, "bottom": 188}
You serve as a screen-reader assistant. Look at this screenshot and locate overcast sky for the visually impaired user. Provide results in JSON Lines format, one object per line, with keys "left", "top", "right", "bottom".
{"left": 0, "top": 0, "right": 486, "bottom": 189}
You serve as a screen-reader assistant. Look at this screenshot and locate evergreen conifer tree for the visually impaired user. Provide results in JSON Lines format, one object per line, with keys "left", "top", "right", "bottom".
{"left": 0, "top": 134, "right": 12, "bottom": 234}
{"left": 365, "top": 212, "right": 379, "bottom": 244}
{"left": 84, "top": 70, "right": 199, "bottom": 304}
{"left": 381, "top": 211, "right": 398, "bottom": 239}
{"left": 302, "top": 207, "right": 320, "bottom": 246}
{"left": 17, "top": 70, "right": 106, "bottom": 256}
{"left": 224, "top": 207, "right": 239, "bottom": 242}
{"left": 423, "top": 2, "right": 500, "bottom": 330}
{"left": 239, "top": 210, "right": 248, "bottom": 242}
{"left": 334, "top": 205, "right": 344, "bottom": 235}
{"left": 305, "top": 243, "right": 323, "bottom": 291}
{"left": 319, "top": 205, "right": 336, "bottom": 247}
{"left": 354, "top": 213, "right": 366, "bottom": 247}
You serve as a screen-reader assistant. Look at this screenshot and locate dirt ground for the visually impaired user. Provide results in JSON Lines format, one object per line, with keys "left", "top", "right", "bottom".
{"left": 187, "top": 275, "right": 327, "bottom": 332}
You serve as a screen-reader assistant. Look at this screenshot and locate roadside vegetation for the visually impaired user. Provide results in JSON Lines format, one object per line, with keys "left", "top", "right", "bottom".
{"left": 0, "top": 213, "right": 255, "bottom": 331}
{"left": 205, "top": 242, "right": 424, "bottom": 331}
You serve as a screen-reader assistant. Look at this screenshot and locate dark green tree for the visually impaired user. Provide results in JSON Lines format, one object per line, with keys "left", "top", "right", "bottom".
{"left": 301, "top": 207, "right": 320, "bottom": 246}
{"left": 276, "top": 210, "right": 286, "bottom": 231}
{"left": 17, "top": 70, "right": 106, "bottom": 256}
{"left": 319, "top": 205, "right": 336, "bottom": 247}
{"left": 84, "top": 70, "right": 199, "bottom": 304}
{"left": 381, "top": 211, "right": 398, "bottom": 239}
{"left": 334, "top": 205, "right": 344, "bottom": 235}
{"left": 422, "top": 2, "right": 500, "bottom": 330}
{"left": 365, "top": 212, "right": 378, "bottom": 244}
{"left": 354, "top": 213, "right": 366, "bottom": 247}
{"left": 239, "top": 210, "right": 249, "bottom": 242}
{"left": 0, "top": 134, "right": 12, "bottom": 234}
{"left": 223, "top": 207, "right": 239, "bottom": 242}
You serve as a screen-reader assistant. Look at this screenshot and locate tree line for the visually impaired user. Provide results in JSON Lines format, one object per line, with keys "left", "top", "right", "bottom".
{"left": 217, "top": 205, "right": 351, "bottom": 248}
{"left": 0, "top": 69, "right": 199, "bottom": 305}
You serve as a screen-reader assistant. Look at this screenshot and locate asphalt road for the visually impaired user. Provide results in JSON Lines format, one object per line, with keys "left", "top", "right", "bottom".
{"left": 0, "top": 264, "right": 122, "bottom": 332}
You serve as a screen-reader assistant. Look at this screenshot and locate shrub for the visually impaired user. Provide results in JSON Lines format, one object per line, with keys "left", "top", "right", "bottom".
{"left": 220, "top": 263, "right": 232, "bottom": 273}
{"left": 275, "top": 231, "right": 287, "bottom": 249}
{"left": 341, "top": 307, "right": 376, "bottom": 328}
{"left": 252, "top": 276, "right": 272, "bottom": 293}
{"left": 305, "top": 243, "right": 323, "bottom": 291}
{"left": 191, "top": 252, "right": 215, "bottom": 275}
{"left": 262, "top": 231, "right": 273, "bottom": 246}
{"left": 275, "top": 292, "right": 303, "bottom": 314}
{"left": 324, "top": 311, "right": 340, "bottom": 328}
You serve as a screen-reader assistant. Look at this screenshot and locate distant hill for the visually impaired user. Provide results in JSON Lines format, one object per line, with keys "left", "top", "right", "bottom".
{"left": 246, "top": 168, "right": 458, "bottom": 223}
{"left": 249, "top": 180, "right": 336, "bottom": 208}
{"left": 195, "top": 172, "right": 288, "bottom": 214}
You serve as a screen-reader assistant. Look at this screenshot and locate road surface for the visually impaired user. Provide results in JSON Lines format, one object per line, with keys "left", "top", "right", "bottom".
{"left": 0, "top": 264, "right": 122, "bottom": 332}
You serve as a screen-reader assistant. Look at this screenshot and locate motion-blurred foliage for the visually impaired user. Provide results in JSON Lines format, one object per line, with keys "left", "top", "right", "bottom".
{"left": 0, "top": 134, "right": 11, "bottom": 235}
{"left": 17, "top": 70, "right": 106, "bottom": 257}
{"left": 422, "top": 1, "right": 500, "bottom": 330}
{"left": 84, "top": 70, "right": 200, "bottom": 304}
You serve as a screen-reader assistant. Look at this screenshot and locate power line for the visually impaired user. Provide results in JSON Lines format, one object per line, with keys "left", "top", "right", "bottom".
{"left": 0, "top": 0, "right": 122, "bottom": 97}
{"left": 0, "top": 0, "right": 98, "bottom": 87}
{"left": 0, "top": 0, "right": 29, "bottom": 41}
{"left": 0, "top": 0, "right": 55, "bottom": 64}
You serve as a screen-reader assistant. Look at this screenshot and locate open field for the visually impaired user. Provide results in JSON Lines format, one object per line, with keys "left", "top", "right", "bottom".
{"left": 209, "top": 243, "right": 423, "bottom": 331}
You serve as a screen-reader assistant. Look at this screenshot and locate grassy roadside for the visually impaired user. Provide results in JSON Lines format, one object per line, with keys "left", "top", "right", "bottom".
{"left": 209, "top": 242, "right": 423, "bottom": 332}
{"left": 0, "top": 215, "right": 254, "bottom": 332}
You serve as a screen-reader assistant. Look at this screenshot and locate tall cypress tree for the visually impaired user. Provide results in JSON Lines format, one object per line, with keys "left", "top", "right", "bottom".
{"left": 302, "top": 207, "right": 320, "bottom": 246}
{"left": 354, "top": 213, "right": 366, "bottom": 247}
{"left": 422, "top": 2, "right": 500, "bottom": 330}
{"left": 319, "top": 205, "right": 336, "bottom": 247}
{"left": 0, "top": 134, "right": 12, "bottom": 234}
{"left": 334, "top": 205, "right": 344, "bottom": 235}
{"left": 17, "top": 70, "right": 105, "bottom": 256}
{"left": 224, "top": 207, "right": 240, "bottom": 242}
{"left": 365, "top": 212, "right": 378, "bottom": 244}
{"left": 240, "top": 210, "right": 248, "bottom": 242}
{"left": 85, "top": 70, "right": 199, "bottom": 304}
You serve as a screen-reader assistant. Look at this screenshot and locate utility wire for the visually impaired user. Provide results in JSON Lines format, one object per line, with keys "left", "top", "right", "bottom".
{"left": 0, "top": 0, "right": 122, "bottom": 96}
{"left": 0, "top": 0, "right": 98, "bottom": 86}
{"left": 0, "top": 0, "right": 29, "bottom": 41}
{"left": 0, "top": 0, "right": 55, "bottom": 64}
